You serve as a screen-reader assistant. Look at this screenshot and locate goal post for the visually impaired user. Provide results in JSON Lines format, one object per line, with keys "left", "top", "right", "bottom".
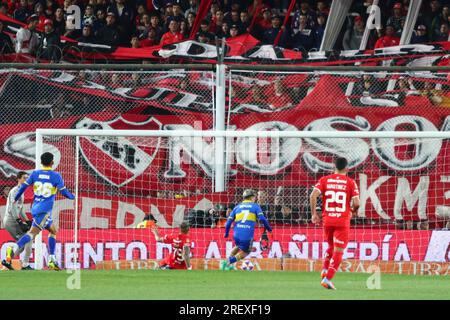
{"left": 33, "top": 128, "right": 450, "bottom": 274}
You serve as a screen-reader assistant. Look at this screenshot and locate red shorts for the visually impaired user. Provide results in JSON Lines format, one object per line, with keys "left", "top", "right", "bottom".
{"left": 324, "top": 225, "right": 349, "bottom": 249}
{"left": 159, "top": 257, "right": 187, "bottom": 270}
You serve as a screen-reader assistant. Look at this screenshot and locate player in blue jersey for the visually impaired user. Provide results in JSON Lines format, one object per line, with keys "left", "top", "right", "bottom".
{"left": 1, "top": 152, "right": 75, "bottom": 271}
{"left": 221, "top": 189, "right": 272, "bottom": 270}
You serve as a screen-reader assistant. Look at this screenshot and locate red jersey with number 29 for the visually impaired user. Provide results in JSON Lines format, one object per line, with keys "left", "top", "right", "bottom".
{"left": 314, "top": 173, "right": 359, "bottom": 227}
{"left": 162, "top": 233, "right": 190, "bottom": 267}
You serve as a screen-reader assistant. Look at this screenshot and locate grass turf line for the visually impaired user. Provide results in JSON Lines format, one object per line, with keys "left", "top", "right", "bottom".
{"left": 0, "top": 270, "right": 448, "bottom": 300}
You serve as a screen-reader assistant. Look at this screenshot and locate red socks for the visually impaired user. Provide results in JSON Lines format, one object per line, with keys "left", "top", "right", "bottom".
{"left": 322, "top": 247, "right": 333, "bottom": 270}
{"left": 326, "top": 251, "right": 343, "bottom": 280}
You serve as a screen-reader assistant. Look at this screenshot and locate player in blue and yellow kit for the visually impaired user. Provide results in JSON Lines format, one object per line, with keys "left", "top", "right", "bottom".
{"left": 221, "top": 189, "right": 272, "bottom": 270}
{"left": 1, "top": 152, "right": 75, "bottom": 271}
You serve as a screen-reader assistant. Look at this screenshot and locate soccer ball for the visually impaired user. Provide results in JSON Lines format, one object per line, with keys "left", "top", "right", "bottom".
{"left": 240, "top": 259, "right": 254, "bottom": 271}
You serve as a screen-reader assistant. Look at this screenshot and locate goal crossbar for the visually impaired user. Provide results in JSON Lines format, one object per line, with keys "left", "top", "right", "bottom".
{"left": 36, "top": 129, "right": 450, "bottom": 139}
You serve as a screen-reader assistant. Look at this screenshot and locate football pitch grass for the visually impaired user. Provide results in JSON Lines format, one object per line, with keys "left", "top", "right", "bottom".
{"left": 0, "top": 270, "right": 449, "bottom": 300}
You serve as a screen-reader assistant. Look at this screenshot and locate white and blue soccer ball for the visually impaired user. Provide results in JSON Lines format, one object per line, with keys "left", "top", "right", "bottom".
{"left": 240, "top": 259, "right": 254, "bottom": 271}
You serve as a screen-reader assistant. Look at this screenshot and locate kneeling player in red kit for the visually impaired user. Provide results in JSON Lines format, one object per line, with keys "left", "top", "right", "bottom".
{"left": 310, "top": 157, "right": 360, "bottom": 290}
{"left": 151, "top": 222, "right": 192, "bottom": 270}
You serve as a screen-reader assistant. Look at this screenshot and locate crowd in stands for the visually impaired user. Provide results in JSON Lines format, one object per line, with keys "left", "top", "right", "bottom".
{"left": 1, "top": 179, "right": 449, "bottom": 230}
{"left": 175, "top": 187, "right": 449, "bottom": 230}
{"left": 1, "top": 0, "right": 450, "bottom": 60}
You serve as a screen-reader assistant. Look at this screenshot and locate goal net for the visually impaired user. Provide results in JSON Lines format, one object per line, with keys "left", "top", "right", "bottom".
{"left": 34, "top": 128, "right": 450, "bottom": 274}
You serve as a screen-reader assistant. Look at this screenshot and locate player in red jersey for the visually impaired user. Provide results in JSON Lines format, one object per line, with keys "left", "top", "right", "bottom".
{"left": 310, "top": 157, "right": 360, "bottom": 290}
{"left": 151, "top": 222, "right": 192, "bottom": 270}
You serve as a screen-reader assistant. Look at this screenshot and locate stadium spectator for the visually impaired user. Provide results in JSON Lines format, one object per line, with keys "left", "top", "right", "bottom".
{"left": 395, "top": 219, "right": 405, "bottom": 229}
{"left": 217, "top": 22, "right": 230, "bottom": 38}
{"left": 33, "top": 2, "right": 46, "bottom": 28}
{"left": 386, "top": 2, "right": 406, "bottom": 33}
{"left": 267, "top": 78, "right": 293, "bottom": 109}
{"left": 421, "top": 0, "right": 441, "bottom": 37}
{"left": 185, "top": 0, "right": 198, "bottom": 18}
{"left": 136, "top": 13, "right": 151, "bottom": 39}
{"left": 38, "top": 19, "right": 61, "bottom": 62}
{"left": 124, "top": 72, "right": 143, "bottom": 87}
{"left": 76, "top": 24, "right": 96, "bottom": 43}
{"left": 180, "top": 20, "right": 189, "bottom": 38}
{"left": 229, "top": 24, "right": 239, "bottom": 38}
{"left": 150, "top": 13, "right": 163, "bottom": 42}
{"left": 208, "top": 203, "right": 230, "bottom": 228}
{"left": 199, "top": 19, "right": 215, "bottom": 42}
{"left": 196, "top": 31, "right": 209, "bottom": 44}
{"left": 353, "top": 74, "right": 381, "bottom": 96}
{"left": 130, "top": 35, "right": 140, "bottom": 48}
{"left": 226, "top": 9, "right": 241, "bottom": 27}
{"left": 53, "top": 7, "right": 66, "bottom": 36}
{"left": 208, "top": 1, "right": 219, "bottom": 20}
{"left": 134, "top": 4, "right": 148, "bottom": 27}
{"left": 107, "top": 0, "right": 135, "bottom": 46}
{"left": 15, "top": 14, "right": 39, "bottom": 54}
{"left": 263, "top": 15, "right": 288, "bottom": 47}
{"left": 186, "top": 12, "right": 196, "bottom": 31}
{"left": 434, "top": 22, "right": 449, "bottom": 41}
{"left": 160, "top": 19, "right": 183, "bottom": 46}
{"left": 291, "top": 14, "right": 315, "bottom": 53}
{"left": 374, "top": 25, "right": 400, "bottom": 49}
{"left": 5, "top": 0, "right": 450, "bottom": 61}
{"left": 249, "top": 85, "right": 267, "bottom": 105}
{"left": 406, "top": 220, "right": 414, "bottom": 230}
{"left": 314, "top": 13, "right": 326, "bottom": 50}
{"left": 256, "top": 6, "right": 272, "bottom": 34}
{"left": 166, "top": 2, "right": 184, "bottom": 26}
{"left": 431, "top": 4, "right": 449, "bottom": 39}
{"left": 257, "top": 190, "right": 272, "bottom": 218}
{"left": 273, "top": 205, "right": 294, "bottom": 224}
{"left": 96, "top": 12, "right": 121, "bottom": 46}
{"left": 411, "top": 24, "right": 429, "bottom": 43}
{"left": 316, "top": 0, "right": 330, "bottom": 17}
{"left": 83, "top": 5, "right": 101, "bottom": 33}
{"left": 239, "top": 10, "right": 250, "bottom": 34}
{"left": 0, "top": 20, "right": 13, "bottom": 53}
{"left": 49, "top": 93, "right": 71, "bottom": 119}
{"left": 342, "top": 15, "right": 366, "bottom": 50}
{"left": 211, "top": 9, "right": 224, "bottom": 34}
{"left": 109, "top": 73, "right": 121, "bottom": 88}
{"left": 96, "top": 8, "right": 107, "bottom": 29}
{"left": 14, "top": 0, "right": 31, "bottom": 23}
{"left": 140, "top": 27, "right": 159, "bottom": 46}
{"left": 292, "top": 0, "right": 317, "bottom": 31}
{"left": 417, "top": 219, "right": 429, "bottom": 230}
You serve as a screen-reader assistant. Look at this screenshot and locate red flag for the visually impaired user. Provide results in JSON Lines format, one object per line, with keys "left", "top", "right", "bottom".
{"left": 189, "top": 0, "right": 213, "bottom": 39}
{"left": 248, "top": 0, "right": 263, "bottom": 33}
{"left": 274, "top": 0, "right": 296, "bottom": 47}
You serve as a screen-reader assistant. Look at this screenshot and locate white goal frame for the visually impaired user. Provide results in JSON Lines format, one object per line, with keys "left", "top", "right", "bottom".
{"left": 33, "top": 128, "right": 450, "bottom": 270}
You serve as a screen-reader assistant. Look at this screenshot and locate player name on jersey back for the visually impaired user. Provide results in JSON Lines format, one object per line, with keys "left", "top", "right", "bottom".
{"left": 315, "top": 174, "right": 359, "bottom": 226}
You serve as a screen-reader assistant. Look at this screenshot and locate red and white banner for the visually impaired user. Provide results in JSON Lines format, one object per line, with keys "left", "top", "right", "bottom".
{"left": 0, "top": 71, "right": 449, "bottom": 224}
{"left": 0, "top": 228, "right": 448, "bottom": 269}
{"left": 4, "top": 12, "right": 450, "bottom": 65}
